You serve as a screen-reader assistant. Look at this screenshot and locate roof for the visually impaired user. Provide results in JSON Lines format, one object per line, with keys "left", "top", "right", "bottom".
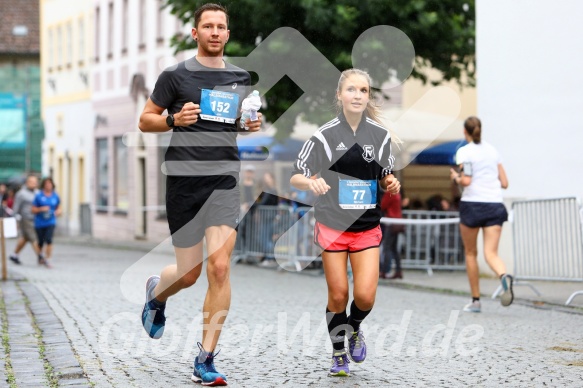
{"left": 412, "top": 140, "right": 468, "bottom": 165}
{"left": 0, "top": 0, "right": 40, "bottom": 54}
{"left": 237, "top": 134, "right": 306, "bottom": 161}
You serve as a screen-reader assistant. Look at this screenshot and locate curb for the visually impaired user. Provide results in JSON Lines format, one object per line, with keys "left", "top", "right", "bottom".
{"left": 0, "top": 280, "right": 91, "bottom": 387}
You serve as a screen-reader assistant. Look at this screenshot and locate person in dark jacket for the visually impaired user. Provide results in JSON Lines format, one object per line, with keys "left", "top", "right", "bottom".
{"left": 380, "top": 191, "right": 404, "bottom": 279}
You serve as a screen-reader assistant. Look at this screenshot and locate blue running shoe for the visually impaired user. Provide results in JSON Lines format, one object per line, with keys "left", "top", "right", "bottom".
{"left": 347, "top": 329, "right": 367, "bottom": 363}
{"left": 141, "top": 275, "right": 166, "bottom": 339}
{"left": 191, "top": 343, "right": 228, "bottom": 386}
{"left": 329, "top": 351, "right": 350, "bottom": 376}
{"left": 500, "top": 274, "right": 514, "bottom": 307}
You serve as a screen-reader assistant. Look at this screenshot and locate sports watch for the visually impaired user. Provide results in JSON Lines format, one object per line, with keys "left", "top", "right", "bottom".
{"left": 166, "top": 114, "right": 175, "bottom": 127}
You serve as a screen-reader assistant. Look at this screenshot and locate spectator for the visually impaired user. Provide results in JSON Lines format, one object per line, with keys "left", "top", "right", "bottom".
{"left": 410, "top": 197, "right": 424, "bottom": 210}
{"left": 1, "top": 183, "right": 12, "bottom": 217}
{"left": 240, "top": 164, "right": 257, "bottom": 213}
{"left": 5, "top": 187, "right": 15, "bottom": 210}
{"left": 440, "top": 198, "right": 451, "bottom": 211}
{"left": 9, "top": 175, "right": 44, "bottom": 265}
{"left": 239, "top": 164, "right": 257, "bottom": 255}
{"left": 257, "top": 172, "right": 278, "bottom": 265}
{"left": 380, "top": 191, "right": 404, "bottom": 279}
{"left": 426, "top": 194, "right": 445, "bottom": 211}
{"left": 450, "top": 196, "right": 461, "bottom": 211}
{"left": 32, "top": 177, "right": 61, "bottom": 268}
{"left": 0, "top": 183, "right": 6, "bottom": 206}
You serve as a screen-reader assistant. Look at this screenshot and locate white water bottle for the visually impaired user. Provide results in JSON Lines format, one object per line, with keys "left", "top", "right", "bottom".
{"left": 240, "top": 90, "right": 261, "bottom": 130}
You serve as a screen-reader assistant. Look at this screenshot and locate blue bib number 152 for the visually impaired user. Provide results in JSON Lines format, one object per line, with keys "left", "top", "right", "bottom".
{"left": 200, "top": 89, "right": 239, "bottom": 124}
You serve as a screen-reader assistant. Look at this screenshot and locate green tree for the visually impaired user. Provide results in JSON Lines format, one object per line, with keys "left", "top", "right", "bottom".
{"left": 165, "top": 0, "right": 475, "bottom": 139}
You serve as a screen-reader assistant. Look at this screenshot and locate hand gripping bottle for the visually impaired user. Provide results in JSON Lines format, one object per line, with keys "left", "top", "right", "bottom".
{"left": 240, "top": 90, "right": 261, "bottom": 130}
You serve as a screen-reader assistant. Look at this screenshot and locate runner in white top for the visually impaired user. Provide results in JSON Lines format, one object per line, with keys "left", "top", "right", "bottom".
{"left": 455, "top": 141, "right": 503, "bottom": 203}
{"left": 450, "top": 116, "right": 514, "bottom": 313}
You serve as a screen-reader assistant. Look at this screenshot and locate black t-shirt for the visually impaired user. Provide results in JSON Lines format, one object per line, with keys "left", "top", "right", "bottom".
{"left": 291, "top": 112, "right": 395, "bottom": 232}
{"left": 150, "top": 57, "right": 251, "bottom": 176}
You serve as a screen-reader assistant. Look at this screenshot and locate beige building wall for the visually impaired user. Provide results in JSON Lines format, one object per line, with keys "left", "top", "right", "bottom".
{"left": 91, "top": 0, "right": 195, "bottom": 242}
{"left": 398, "top": 67, "right": 477, "bottom": 206}
{"left": 40, "top": 0, "right": 93, "bottom": 235}
{"left": 402, "top": 68, "right": 476, "bottom": 121}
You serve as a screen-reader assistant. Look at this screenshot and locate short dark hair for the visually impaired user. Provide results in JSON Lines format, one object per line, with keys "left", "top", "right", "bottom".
{"left": 194, "top": 3, "right": 228, "bottom": 28}
{"left": 41, "top": 177, "right": 55, "bottom": 191}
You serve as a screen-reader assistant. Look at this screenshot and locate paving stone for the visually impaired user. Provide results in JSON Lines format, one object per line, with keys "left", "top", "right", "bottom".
{"left": 4, "top": 241, "right": 583, "bottom": 386}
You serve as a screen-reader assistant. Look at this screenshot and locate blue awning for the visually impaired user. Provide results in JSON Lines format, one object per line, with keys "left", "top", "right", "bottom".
{"left": 237, "top": 135, "right": 306, "bottom": 161}
{"left": 412, "top": 140, "right": 468, "bottom": 165}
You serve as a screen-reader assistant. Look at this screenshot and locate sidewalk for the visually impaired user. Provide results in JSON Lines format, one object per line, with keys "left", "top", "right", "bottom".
{"left": 378, "top": 270, "right": 583, "bottom": 313}
{"left": 0, "top": 275, "right": 89, "bottom": 387}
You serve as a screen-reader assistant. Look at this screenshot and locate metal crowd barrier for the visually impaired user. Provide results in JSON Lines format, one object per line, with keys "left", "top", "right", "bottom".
{"left": 233, "top": 205, "right": 320, "bottom": 271}
{"left": 234, "top": 206, "right": 465, "bottom": 274}
{"left": 381, "top": 210, "right": 465, "bottom": 275}
{"left": 494, "top": 197, "right": 583, "bottom": 305}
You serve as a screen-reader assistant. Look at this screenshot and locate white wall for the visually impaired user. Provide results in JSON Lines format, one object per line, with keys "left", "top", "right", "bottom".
{"left": 477, "top": 0, "right": 583, "bottom": 200}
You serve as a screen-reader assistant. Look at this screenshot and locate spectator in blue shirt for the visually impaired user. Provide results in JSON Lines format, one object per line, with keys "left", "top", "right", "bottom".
{"left": 32, "top": 177, "right": 61, "bottom": 268}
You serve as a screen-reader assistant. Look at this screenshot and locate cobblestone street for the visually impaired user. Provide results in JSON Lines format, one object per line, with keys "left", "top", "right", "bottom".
{"left": 5, "top": 240, "right": 583, "bottom": 387}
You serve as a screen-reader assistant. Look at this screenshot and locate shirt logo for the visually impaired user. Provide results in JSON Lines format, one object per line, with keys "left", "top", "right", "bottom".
{"left": 336, "top": 142, "right": 348, "bottom": 151}
{"left": 362, "top": 145, "right": 375, "bottom": 162}
{"left": 232, "top": 83, "right": 237, "bottom": 89}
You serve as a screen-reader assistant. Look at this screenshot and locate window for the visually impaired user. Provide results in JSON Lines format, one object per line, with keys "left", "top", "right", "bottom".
{"left": 49, "top": 146, "right": 55, "bottom": 176}
{"left": 58, "top": 157, "right": 64, "bottom": 196}
{"left": 57, "top": 114, "right": 63, "bottom": 138}
{"left": 96, "top": 139, "right": 109, "bottom": 211}
{"left": 79, "top": 156, "right": 85, "bottom": 203}
{"left": 67, "top": 155, "right": 73, "bottom": 215}
{"left": 175, "top": 15, "right": 183, "bottom": 36}
{"left": 47, "top": 28, "right": 54, "bottom": 69}
{"left": 157, "top": 133, "right": 171, "bottom": 217}
{"left": 139, "top": 0, "right": 146, "bottom": 49}
{"left": 122, "top": 0, "right": 128, "bottom": 54}
{"left": 156, "top": 0, "right": 164, "bottom": 43}
{"left": 114, "top": 137, "right": 129, "bottom": 212}
{"left": 66, "top": 21, "right": 72, "bottom": 67}
{"left": 78, "top": 17, "right": 85, "bottom": 64}
{"left": 95, "top": 6, "right": 100, "bottom": 61}
{"left": 107, "top": 2, "right": 114, "bottom": 59}
{"left": 57, "top": 25, "right": 63, "bottom": 68}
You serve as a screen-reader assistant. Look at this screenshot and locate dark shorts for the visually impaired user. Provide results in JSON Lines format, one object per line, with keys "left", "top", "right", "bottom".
{"left": 459, "top": 201, "right": 508, "bottom": 228}
{"left": 314, "top": 222, "right": 382, "bottom": 253}
{"left": 166, "top": 175, "right": 240, "bottom": 248}
{"left": 36, "top": 225, "right": 55, "bottom": 246}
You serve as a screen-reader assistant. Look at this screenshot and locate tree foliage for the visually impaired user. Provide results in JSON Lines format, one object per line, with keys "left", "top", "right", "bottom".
{"left": 164, "top": 0, "right": 475, "bottom": 138}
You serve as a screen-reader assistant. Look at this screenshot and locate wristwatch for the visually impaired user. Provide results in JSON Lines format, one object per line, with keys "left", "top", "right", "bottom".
{"left": 166, "top": 114, "right": 175, "bottom": 127}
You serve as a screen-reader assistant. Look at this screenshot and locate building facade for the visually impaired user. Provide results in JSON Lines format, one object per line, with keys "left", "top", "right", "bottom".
{"left": 40, "top": 0, "right": 94, "bottom": 235}
{"left": 91, "top": 0, "right": 194, "bottom": 241}
{"left": 0, "top": 0, "right": 43, "bottom": 182}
